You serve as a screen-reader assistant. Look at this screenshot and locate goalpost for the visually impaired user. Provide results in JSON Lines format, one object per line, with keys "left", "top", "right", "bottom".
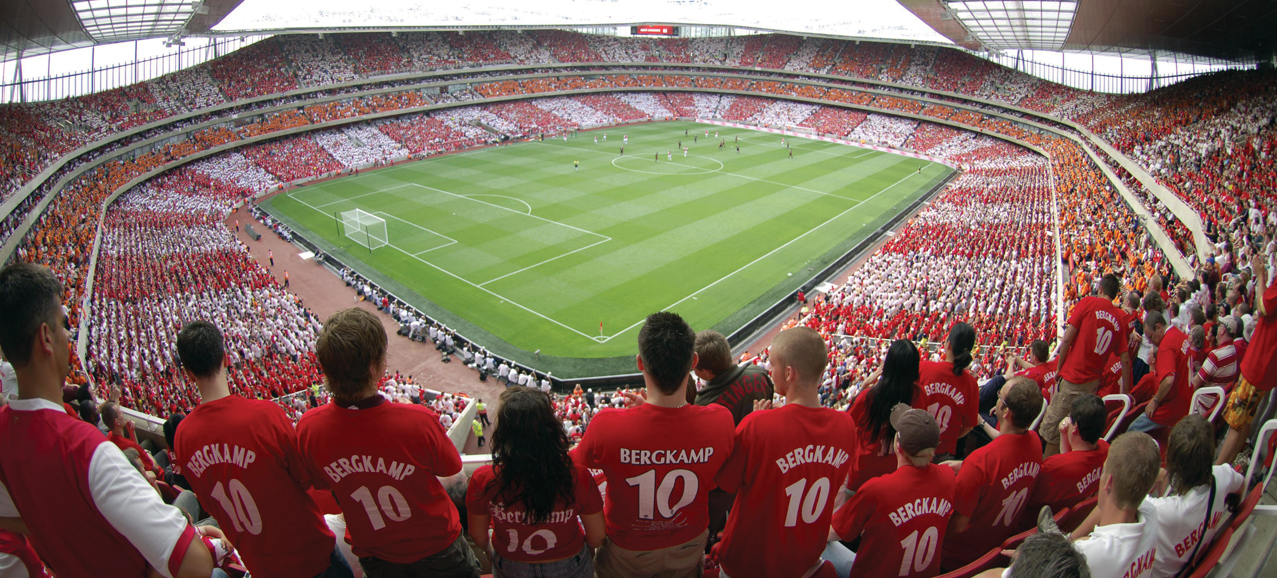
{"left": 336, "top": 209, "right": 388, "bottom": 251}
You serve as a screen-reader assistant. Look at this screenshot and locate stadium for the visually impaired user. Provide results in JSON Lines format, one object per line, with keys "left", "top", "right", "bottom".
{"left": 0, "top": 0, "right": 1276, "bottom": 576}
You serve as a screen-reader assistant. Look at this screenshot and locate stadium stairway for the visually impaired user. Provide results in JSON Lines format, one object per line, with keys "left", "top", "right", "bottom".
{"left": 1220, "top": 484, "right": 1277, "bottom": 578}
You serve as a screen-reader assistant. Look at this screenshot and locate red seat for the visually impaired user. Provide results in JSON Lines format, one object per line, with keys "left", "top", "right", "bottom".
{"left": 1002, "top": 507, "right": 1069, "bottom": 549}
{"left": 1110, "top": 402, "right": 1148, "bottom": 439}
{"left": 1185, "top": 527, "right": 1234, "bottom": 578}
{"left": 937, "top": 547, "right": 1005, "bottom": 578}
{"left": 1230, "top": 484, "right": 1264, "bottom": 531}
{"left": 1058, "top": 497, "right": 1098, "bottom": 535}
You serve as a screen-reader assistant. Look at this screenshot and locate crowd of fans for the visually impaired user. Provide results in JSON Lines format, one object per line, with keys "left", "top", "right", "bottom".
{"left": 4, "top": 29, "right": 1277, "bottom": 578}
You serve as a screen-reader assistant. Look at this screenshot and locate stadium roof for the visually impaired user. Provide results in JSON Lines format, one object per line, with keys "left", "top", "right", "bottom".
{"left": 0, "top": 0, "right": 243, "bottom": 60}
{"left": 900, "top": 0, "right": 1277, "bottom": 62}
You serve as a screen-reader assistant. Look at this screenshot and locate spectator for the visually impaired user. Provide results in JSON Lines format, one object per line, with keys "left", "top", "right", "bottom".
{"left": 1128, "top": 311, "right": 1191, "bottom": 434}
{"left": 1048, "top": 274, "right": 1132, "bottom": 457}
{"left": 941, "top": 377, "right": 1044, "bottom": 571}
{"left": 693, "top": 328, "right": 775, "bottom": 537}
{"left": 977, "top": 532, "right": 1091, "bottom": 578}
{"left": 980, "top": 340, "right": 1057, "bottom": 423}
{"left": 1218, "top": 251, "right": 1277, "bottom": 466}
{"left": 918, "top": 322, "right": 979, "bottom": 459}
{"left": 570, "top": 312, "right": 734, "bottom": 578}
{"left": 0, "top": 263, "right": 220, "bottom": 578}
{"left": 828, "top": 404, "right": 954, "bottom": 577}
{"left": 297, "top": 308, "right": 479, "bottom": 578}
{"left": 100, "top": 401, "right": 163, "bottom": 476}
{"left": 847, "top": 339, "right": 922, "bottom": 490}
{"left": 693, "top": 329, "right": 775, "bottom": 424}
{"left": 173, "top": 320, "right": 352, "bottom": 578}
{"left": 1068, "top": 432, "right": 1161, "bottom": 578}
{"left": 1019, "top": 394, "right": 1109, "bottom": 531}
{"left": 466, "top": 386, "right": 605, "bottom": 578}
{"left": 1147, "top": 415, "right": 1244, "bottom": 577}
{"left": 714, "top": 326, "right": 857, "bottom": 578}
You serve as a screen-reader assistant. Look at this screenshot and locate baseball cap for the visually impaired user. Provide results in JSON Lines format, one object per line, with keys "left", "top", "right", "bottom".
{"left": 890, "top": 403, "right": 940, "bottom": 455}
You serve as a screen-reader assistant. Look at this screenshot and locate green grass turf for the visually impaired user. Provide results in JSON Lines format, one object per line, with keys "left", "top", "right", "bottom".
{"left": 266, "top": 121, "right": 952, "bottom": 377}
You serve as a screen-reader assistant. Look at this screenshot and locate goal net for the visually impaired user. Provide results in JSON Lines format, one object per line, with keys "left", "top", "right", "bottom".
{"left": 338, "top": 209, "right": 388, "bottom": 250}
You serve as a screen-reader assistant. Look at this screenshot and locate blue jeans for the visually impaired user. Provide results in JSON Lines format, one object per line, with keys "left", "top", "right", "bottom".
{"left": 491, "top": 544, "right": 593, "bottom": 578}
{"left": 1127, "top": 414, "right": 1164, "bottom": 433}
{"left": 316, "top": 545, "right": 355, "bottom": 578}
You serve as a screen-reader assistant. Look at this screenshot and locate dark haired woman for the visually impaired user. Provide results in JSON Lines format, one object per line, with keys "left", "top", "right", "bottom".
{"left": 846, "top": 339, "right": 922, "bottom": 490}
{"left": 917, "top": 322, "right": 979, "bottom": 459}
{"left": 467, "top": 386, "right": 605, "bottom": 578}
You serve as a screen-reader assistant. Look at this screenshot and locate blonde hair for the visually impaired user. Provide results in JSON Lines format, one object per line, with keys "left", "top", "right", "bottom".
{"left": 770, "top": 326, "right": 828, "bottom": 384}
{"left": 1106, "top": 432, "right": 1160, "bottom": 510}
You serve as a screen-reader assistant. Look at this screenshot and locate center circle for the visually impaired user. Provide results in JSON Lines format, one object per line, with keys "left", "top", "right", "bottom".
{"left": 611, "top": 154, "right": 725, "bottom": 175}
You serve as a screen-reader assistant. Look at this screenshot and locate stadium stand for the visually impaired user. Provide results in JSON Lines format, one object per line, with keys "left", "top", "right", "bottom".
{"left": 3, "top": 30, "right": 1276, "bottom": 577}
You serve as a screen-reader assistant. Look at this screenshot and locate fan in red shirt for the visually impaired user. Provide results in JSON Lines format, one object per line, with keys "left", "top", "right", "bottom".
{"left": 940, "top": 377, "right": 1044, "bottom": 571}
{"left": 1219, "top": 251, "right": 1277, "bottom": 466}
{"left": 571, "top": 312, "right": 734, "bottom": 578}
{"left": 980, "top": 341, "right": 1057, "bottom": 418}
{"left": 100, "top": 402, "right": 163, "bottom": 476}
{"left": 1128, "top": 310, "right": 1192, "bottom": 435}
{"left": 1046, "top": 274, "right": 1132, "bottom": 457}
{"left": 467, "top": 386, "right": 604, "bottom": 577}
{"left": 714, "top": 327, "right": 857, "bottom": 578}
{"left": 296, "top": 308, "right": 479, "bottom": 578}
{"left": 1016, "top": 394, "right": 1109, "bottom": 532}
{"left": 829, "top": 404, "right": 955, "bottom": 578}
{"left": 847, "top": 340, "right": 923, "bottom": 491}
{"left": 171, "top": 320, "right": 350, "bottom": 578}
{"left": 917, "top": 323, "right": 979, "bottom": 458}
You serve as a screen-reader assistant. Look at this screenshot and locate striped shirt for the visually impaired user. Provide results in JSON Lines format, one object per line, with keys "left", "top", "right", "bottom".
{"left": 1197, "top": 342, "right": 1239, "bottom": 387}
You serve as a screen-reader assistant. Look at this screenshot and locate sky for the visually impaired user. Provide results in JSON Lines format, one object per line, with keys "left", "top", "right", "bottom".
{"left": 213, "top": 0, "right": 951, "bottom": 43}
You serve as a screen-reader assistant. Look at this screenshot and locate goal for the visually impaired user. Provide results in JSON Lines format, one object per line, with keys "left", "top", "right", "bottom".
{"left": 338, "top": 209, "right": 388, "bottom": 251}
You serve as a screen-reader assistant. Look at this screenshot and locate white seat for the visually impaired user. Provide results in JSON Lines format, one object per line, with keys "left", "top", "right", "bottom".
{"left": 1102, "top": 394, "right": 1132, "bottom": 442}
{"left": 1191, "top": 386, "right": 1226, "bottom": 422}
{"left": 1030, "top": 398, "right": 1048, "bottom": 431}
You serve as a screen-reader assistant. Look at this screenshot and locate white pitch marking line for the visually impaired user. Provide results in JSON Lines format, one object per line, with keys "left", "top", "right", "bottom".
{"left": 536, "top": 139, "right": 864, "bottom": 202}
{"left": 597, "top": 163, "right": 936, "bottom": 342}
{"left": 478, "top": 236, "right": 612, "bottom": 287}
{"left": 312, "top": 183, "right": 419, "bottom": 209}
{"left": 407, "top": 183, "right": 608, "bottom": 241}
{"left": 371, "top": 212, "right": 459, "bottom": 255}
{"left": 461, "top": 194, "right": 533, "bottom": 215}
{"left": 286, "top": 190, "right": 602, "bottom": 342}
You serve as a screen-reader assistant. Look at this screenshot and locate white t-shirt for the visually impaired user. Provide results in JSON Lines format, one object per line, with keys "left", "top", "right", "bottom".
{"left": 0, "top": 360, "right": 16, "bottom": 399}
{"left": 1075, "top": 501, "right": 1160, "bottom": 578}
{"left": 1146, "top": 465, "right": 1245, "bottom": 578}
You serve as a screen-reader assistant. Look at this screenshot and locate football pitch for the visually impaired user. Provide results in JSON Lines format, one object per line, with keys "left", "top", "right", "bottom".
{"left": 266, "top": 121, "right": 953, "bottom": 376}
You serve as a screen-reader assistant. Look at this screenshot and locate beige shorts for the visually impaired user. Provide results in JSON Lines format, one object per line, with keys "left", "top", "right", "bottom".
{"left": 1041, "top": 378, "right": 1099, "bottom": 445}
{"left": 596, "top": 529, "right": 708, "bottom": 578}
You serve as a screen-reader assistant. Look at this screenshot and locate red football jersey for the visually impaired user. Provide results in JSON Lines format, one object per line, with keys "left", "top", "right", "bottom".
{"left": 297, "top": 399, "right": 463, "bottom": 563}
{"left": 570, "top": 403, "right": 734, "bottom": 551}
{"left": 1097, "top": 355, "right": 1125, "bottom": 398}
{"left": 846, "top": 384, "right": 925, "bottom": 490}
{"left": 175, "top": 395, "right": 336, "bottom": 578}
{"left": 1017, "top": 360, "right": 1059, "bottom": 402}
{"left": 940, "top": 431, "right": 1042, "bottom": 571}
{"left": 1059, "top": 296, "right": 1129, "bottom": 384}
{"left": 832, "top": 464, "right": 956, "bottom": 578}
{"left": 714, "top": 404, "right": 858, "bottom": 577}
{"left": 917, "top": 361, "right": 978, "bottom": 456}
{"left": 1149, "top": 326, "right": 1192, "bottom": 426}
{"left": 466, "top": 464, "right": 603, "bottom": 563}
{"left": 1017, "top": 440, "right": 1108, "bottom": 531}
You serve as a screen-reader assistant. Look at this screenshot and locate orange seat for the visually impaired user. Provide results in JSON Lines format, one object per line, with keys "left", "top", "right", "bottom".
{"left": 937, "top": 547, "right": 1005, "bottom": 578}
